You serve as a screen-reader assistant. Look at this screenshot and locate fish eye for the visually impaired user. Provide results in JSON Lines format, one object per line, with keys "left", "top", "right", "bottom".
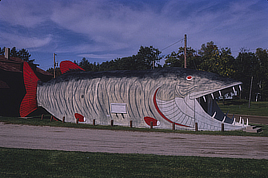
{"left": 186, "top": 76, "right": 193, "bottom": 80}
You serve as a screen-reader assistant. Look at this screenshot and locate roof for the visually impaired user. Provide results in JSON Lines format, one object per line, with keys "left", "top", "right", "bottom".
{"left": 0, "top": 55, "right": 52, "bottom": 76}
{"left": 0, "top": 55, "right": 22, "bottom": 73}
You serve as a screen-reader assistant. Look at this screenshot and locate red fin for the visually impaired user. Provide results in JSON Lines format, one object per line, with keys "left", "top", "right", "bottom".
{"left": 60, "top": 60, "right": 85, "bottom": 74}
{"left": 144, "top": 116, "right": 158, "bottom": 126}
{"left": 75, "top": 113, "right": 85, "bottom": 122}
{"left": 20, "top": 62, "right": 40, "bottom": 117}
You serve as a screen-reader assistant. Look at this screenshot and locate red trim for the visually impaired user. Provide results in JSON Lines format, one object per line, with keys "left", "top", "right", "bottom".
{"left": 153, "top": 88, "right": 190, "bottom": 127}
{"left": 60, "top": 60, "right": 85, "bottom": 74}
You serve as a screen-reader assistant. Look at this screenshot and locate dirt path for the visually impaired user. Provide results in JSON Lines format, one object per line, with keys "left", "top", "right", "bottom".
{"left": 0, "top": 122, "right": 267, "bottom": 159}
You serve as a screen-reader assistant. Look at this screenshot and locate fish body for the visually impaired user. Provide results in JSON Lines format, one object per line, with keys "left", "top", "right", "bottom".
{"left": 20, "top": 61, "right": 247, "bottom": 131}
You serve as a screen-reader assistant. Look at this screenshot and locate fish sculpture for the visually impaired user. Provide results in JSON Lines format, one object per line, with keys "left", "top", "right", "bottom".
{"left": 20, "top": 61, "right": 248, "bottom": 131}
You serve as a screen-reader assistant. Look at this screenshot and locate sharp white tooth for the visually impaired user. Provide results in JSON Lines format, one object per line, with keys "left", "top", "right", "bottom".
{"left": 239, "top": 117, "right": 242, "bottom": 124}
{"left": 212, "top": 112, "right": 216, "bottom": 118}
{"left": 242, "top": 119, "right": 244, "bottom": 126}
{"left": 222, "top": 116, "right": 226, "bottom": 123}
{"left": 203, "top": 96, "right": 206, "bottom": 102}
{"left": 219, "top": 90, "right": 222, "bottom": 97}
{"left": 246, "top": 118, "right": 249, "bottom": 126}
{"left": 233, "top": 87, "right": 236, "bottom": 93}
{"left": 239, "top": 85, "right": 242, "bottom": 91}
{"left": 233, "top": 118, "right": 236, "bottom": 125}
{"left": 211, "top": 93, "right": 214, "bottom": 99}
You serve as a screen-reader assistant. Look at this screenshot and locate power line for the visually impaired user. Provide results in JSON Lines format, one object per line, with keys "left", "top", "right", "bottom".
{"left": 161, "top": 38, "right": 184, "bottom": 52}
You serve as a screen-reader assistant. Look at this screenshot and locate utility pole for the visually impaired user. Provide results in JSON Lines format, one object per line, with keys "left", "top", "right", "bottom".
{"left": 248, "top": 76, "right": 253, "bottom": 108}
{"left": 184, "top": 34, "right": 187, "bottom": 68}
{"left": 53, "top": 53, "right": 57, "bottom": 78}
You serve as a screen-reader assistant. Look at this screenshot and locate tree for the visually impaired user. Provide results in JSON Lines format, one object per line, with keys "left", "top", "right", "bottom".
{"left": 10, "top": 47, "right": 18, "bottom": 57}
{"left": 0, "top": 47, "right": 4, "bottom": 55}
{"left": 135, "top": 46, "right": 162, "bottom": 70}
{"left": 18, "top": 48, "right": 34, "bottom": 63}
{"left": 79, "top": 46, "right": 162, "bottom": 71}
{"left": 233, "top": 49, "right": 259, "bottom": 100}
{"left": 198, "top": 41, "right": 235, "bottom": 77}
{"left": 255, "top": 48, "right": 268, "bottom": 100}
{"left": 79, "top": 57, "right": 92, "bottom": 71}
{"left": 164, "top": 47, "right": 201, "bottom": 69}
{"left": 1, "top": 47, "right": 35, "bottom": 64}
{"left": 46, "top": 67, "right": 62, "bottom": 77}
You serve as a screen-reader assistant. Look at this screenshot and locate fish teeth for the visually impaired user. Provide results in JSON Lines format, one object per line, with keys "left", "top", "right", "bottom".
{"left": 212, "top": 112, "right": 216, "bottom": 118}
{"left": 219, "top": 90, "right": 222, "bottom": 97}
{"left": 211, "top": 93, "right": 214, "bottom": 99}
{"left": 233, "top": 86, "right": 236, "bottom": 93}
{"left": 222, "top": 116, "right": 226, "bottom": 123}
{"left": 232, "top": 118, "right": 236, "bottom": 125}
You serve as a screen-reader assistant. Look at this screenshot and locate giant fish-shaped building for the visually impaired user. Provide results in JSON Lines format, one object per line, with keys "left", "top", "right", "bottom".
{"left": 20, "top": 61, "right": 247, "bottom": 131}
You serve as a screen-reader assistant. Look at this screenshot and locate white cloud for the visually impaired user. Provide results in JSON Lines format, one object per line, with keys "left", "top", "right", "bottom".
{"left": 0, "top": 32, "right": 52, "bottom": 49}
{"left": 0, "top": 0, "right": 51, "bottom": 28}
{"left": 0, "top": 0, "right": 267, "bottom": 68}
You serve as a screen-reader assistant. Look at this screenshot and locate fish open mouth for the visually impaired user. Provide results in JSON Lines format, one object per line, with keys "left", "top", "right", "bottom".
{"left": 195, "top": 83, "right": 242, "bottom": 124}
{"left": 154, "top": 82, "right": 242, "bottom": 128}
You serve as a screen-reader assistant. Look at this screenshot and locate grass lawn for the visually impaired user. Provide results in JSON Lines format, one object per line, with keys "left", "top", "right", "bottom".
{"left": 1, "top": 147, "right": 268, "bottom": 178}
{"left": 1, "top": 101, "right": 268, "bottom": 177}
{"left": 218, "top": 99, "right": 268, "bottom": 116}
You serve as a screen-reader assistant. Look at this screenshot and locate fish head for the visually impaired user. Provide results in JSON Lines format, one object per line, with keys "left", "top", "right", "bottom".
{"left": 175, "top": 69, "right": 242, "bottom": 99}
{"left": 154, "top": 68, "right": 242, "bottom": 128}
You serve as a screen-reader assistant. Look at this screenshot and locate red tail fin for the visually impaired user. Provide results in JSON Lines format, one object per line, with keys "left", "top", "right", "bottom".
{"left": 60, "top": 60, "right": 85, "bottom": 74}
{"left": 20, "top": 62, "right": 40, "bottom": 117}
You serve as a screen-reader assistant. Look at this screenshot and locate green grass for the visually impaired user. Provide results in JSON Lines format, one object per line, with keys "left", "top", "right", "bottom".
{"left": 218, "top": 100, "right": 268, "bottom": 116}
{"left": 0, "top": 147, "right": 268, "bottom": 178}
{"left": 1, "top": 116, "right": 268, "bottom": 137}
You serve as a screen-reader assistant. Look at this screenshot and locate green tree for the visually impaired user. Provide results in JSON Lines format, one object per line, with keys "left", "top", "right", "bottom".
{"left": 79, "top": 57, "right": 92, "bottom": 71}
{"left": 18, "top": 48, "right": 34, "bottom": 63}
{"left": 233, "top": 49, "right": 259, "bottom": 100}
{"left": 46, "top": 67, "right": 62, "bottom": 77}
{"left": 164, "top": 47, "right": 201, "bottom": 69}
{"left": 198, "top": 41, "right": 235, "bottom": 77}
{"left": 255, "top": 48, "right": 268, "bottom": 100}
{"left": 135, "top": 46, "right": 162, "bottom": 70}
{"left": 0, "top": 47, "right": 4, "bottom": 55}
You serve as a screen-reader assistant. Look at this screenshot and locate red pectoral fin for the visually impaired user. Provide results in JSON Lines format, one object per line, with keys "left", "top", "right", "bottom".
{"left": 75, "top": 113, "right": 85, "bottom": 122}
{"left": 60, "top": 61, "right": 85, "bottom": 74}
{"left": 144, "top": 117, "right": 158, "bottom": 126}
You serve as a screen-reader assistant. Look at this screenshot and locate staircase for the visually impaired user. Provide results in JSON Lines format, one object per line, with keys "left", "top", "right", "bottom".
{"left": 243, "top": 126, "right": 262, "bottom": 133}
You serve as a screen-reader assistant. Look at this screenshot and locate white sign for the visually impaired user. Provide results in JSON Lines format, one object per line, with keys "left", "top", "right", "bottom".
{"left": 110, "top": 103, "right": 127, "bottom": 114}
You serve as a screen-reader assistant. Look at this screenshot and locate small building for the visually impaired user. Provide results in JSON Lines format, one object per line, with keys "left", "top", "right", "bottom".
{"left": 0, "top": 48, "right": 52, "bottom": 116}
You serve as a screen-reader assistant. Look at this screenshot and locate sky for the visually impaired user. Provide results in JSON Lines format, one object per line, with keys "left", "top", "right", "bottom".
{"left": 0, "top": 0, "right": 267, "bottom": 70}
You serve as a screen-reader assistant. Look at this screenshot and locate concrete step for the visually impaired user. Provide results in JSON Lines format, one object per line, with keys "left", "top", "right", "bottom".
{"left": 243, "top": 126, "right": 262, "bottom": 133}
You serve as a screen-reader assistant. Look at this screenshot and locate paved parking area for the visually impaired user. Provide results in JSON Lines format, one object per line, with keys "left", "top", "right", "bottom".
{"left": 0, "top": 122, "right": 267, "bottom": 159}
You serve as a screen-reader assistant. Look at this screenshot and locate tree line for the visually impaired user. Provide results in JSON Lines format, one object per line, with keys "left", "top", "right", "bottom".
{"left": 0, "top": 47, "right": 34, "bottom": 63}
{"left": 2, "top": 43, "right": 267, "bottom": 101}
{"left": 71, "top": 42, "right": 267, "bottom": 101}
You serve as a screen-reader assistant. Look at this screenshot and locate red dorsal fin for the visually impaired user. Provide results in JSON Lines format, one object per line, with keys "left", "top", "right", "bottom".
{"left": 60, "top": 60, "right": 85, "bottom": 74}
{"left": 20, "top": 62, "right": 40, "bottom": 117}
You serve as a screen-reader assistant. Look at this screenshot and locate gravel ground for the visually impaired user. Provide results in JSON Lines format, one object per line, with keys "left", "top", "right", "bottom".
{"left": 0, "top": 122, "right": 268, "bottom": 159}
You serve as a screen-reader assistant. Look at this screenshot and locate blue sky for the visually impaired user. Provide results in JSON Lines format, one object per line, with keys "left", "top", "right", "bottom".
{"left": 0, "top": 0, "right": 267, "bottom": 70}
